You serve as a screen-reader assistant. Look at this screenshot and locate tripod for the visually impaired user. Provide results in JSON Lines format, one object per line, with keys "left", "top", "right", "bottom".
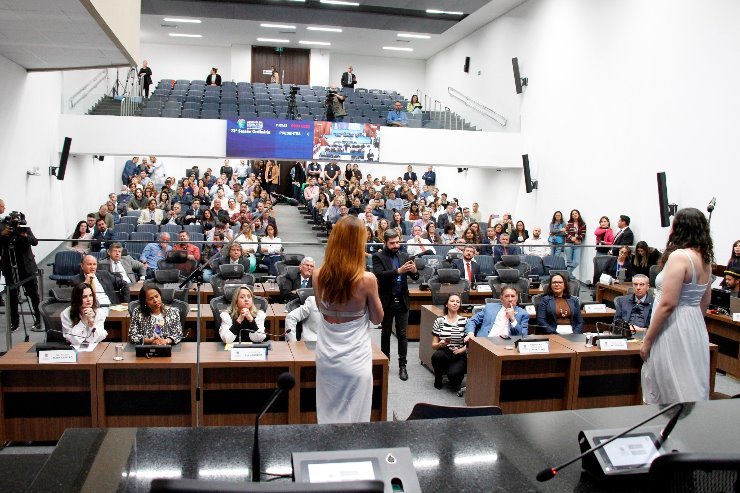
{"left": 122, "top": 67, "right": 137, "bottom": 97}
{"left": 1, "top": 242, "right": 38, "bottom": 345}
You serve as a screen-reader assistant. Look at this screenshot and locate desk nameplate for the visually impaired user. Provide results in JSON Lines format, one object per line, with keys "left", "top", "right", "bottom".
{"left": 517, "top": 341, "right": 549, "bottom": 354}
{"left": 231, "top": 347, "right": 267, "bottom": 361}
{"left": 38, "top": 350, "right": 77, "bottom": 363}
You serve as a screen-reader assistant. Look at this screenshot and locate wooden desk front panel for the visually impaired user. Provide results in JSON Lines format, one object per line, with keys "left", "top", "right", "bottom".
{"left": 289, "top": 341, "right": 388, "bottom": 423}
{"left": 96, "top": 343, "right": 196, "bottom": 428}
{"left": 465, "top": 337, "right": 575, "bottom": 414}
{"left": 705, "top": 313, "right": 740, "bottom": 378}
{"left": 0, "top": 342, "right": 106, "bottom": 442}
{"left": 199, "top": 342, "right": 294, "bottom": 426}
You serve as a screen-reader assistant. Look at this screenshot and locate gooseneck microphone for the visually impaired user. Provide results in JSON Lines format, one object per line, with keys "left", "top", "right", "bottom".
{"left": 536, "top": 402, "right": 684, "bottom": 482}
{"left": 252, "top": 372, "right": 295, "bottom": 482}
{"left": 271, "top": 192, "right": 300, "bottom": 206}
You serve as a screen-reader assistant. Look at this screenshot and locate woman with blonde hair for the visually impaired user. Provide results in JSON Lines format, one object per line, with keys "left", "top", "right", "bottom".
{"left": 314, "top": 215, "right": 383, "bottom": 423}
{"left": 218, "top": 285, "right": 267, "bottom": 343}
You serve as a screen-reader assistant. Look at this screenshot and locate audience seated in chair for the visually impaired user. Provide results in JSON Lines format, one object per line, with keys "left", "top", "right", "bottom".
{"left": 285, "top": 295, "right": 321, "bottom": 342}
{"left": 74, "top": 254, "right": 130, "bottom": 305}
{"left": 218, "top": 285, "right": 267, "bottom": 344}
{"left": 613, "top": 274, "right": 654, "bottom": 332}
{"left": 100, "top": 242, "right": 145, "bottom": 284}
{"left": 535, "top": 273, "right": 583, "bottom": 334}
{"left": 60, "top": 282, "right": 109, "bottom": 345}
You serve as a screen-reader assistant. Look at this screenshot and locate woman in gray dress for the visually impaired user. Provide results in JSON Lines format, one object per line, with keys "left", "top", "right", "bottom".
{"left": 641, "top": 208, "right": 714, "bottom": 404}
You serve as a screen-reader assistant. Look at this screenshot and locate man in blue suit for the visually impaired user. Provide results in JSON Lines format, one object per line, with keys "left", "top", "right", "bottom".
{"left": 493, "top": 233, "right": 522, "bottom": 264}
{"left": 464, "top": 286, "right": 529, "bottom": 338}
{"left": 613, "top": 274, "right": 654, "bottom": 331}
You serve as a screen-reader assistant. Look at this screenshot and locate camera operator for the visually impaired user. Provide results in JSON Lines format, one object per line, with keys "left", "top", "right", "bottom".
{"left": 0, "top": 209, "right": 41, "bottom": 331}
{"left": 325, "top": 86, "right": 347, "bottom": 122}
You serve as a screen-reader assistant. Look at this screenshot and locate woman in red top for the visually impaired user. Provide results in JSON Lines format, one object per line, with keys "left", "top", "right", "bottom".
{"left": 565, "top": 209, "right": 586, "bottom": 275}
{"left": 594, "top": 216, "right": 615, "bottom": 255}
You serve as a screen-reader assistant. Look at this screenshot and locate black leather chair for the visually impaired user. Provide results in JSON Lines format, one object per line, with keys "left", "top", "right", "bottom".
{"left": 428, "top": 268, "right": 470, "bottom": 305}
{"left": 210, "top": 264, "right": 255, "bottom": 298}
{"left": 39, "top": 299, "right": 68, "bottom": 344}
{"left": 592, "top": 255, "right": 617, "bottom": 284}
{"left": 152, "top": 269, "right": 188, "bottom": 302}
{"left": 489, "top": 268, "right": 531, "bottom": 302}
{"left": 648, "top": 452, "right": 740, "bottom": 493}
{"left": 211, "top": 285, "right": 269, "bottom": 335}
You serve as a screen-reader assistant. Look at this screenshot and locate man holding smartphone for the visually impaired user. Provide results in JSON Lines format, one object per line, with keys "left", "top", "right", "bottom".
{"left": 464, "top": 286, "right": 529, "bottom": 339}
{"left": 373, "top": 230, "right": 419, "bottom": 381}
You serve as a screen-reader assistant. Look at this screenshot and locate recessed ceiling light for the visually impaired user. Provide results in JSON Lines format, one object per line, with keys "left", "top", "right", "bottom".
{"left": 169, "top": 33, "right": 203, "bottom": 38}
{"left": 397, "top": 33, "right": 431, "bottom": 39}
{"left": 257, "top": 38, "right": 290, "bottom": 43}
{"left": 307, "top": 26, "right": 343, "bottom": 32}
{"left": 383, "top": 46, "right": 413, "bottom": 52}
{"left": 320, "top": 0, "right": 360, "bottom": 6}
{"left": 426, "top": 9, "right": 464, "bottom": 15}
{"left": 163, "top": 18, "right": 202, "bottom": 23}
{"left": 260, "top": 23, "right": 297, "bottom": 29}
{"left": 299, "top": 40, "right": 331, "bottom": 46}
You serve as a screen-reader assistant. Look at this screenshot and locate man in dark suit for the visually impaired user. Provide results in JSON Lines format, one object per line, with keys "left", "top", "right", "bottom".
{"left": 436, "top": 204, "right": 456, "bottom": 231}
{"left": 340, "top": 66, "right": 356, "bottom": 89}
{"left": 278, "top": 257, "right": 315, "bottom": 301}
{"left": 0, "top": 218, "right": 41, "bottom": 331}
{"left": 611, "top": 215, "right": 634, "bottom": 255}
{"left": 373, "top": 230, "right": 419, "bottom": 381}
{"left": 452, "top": 245, "right": 481, "bottom": 286}
{"left": 613, "top": 274, "right": 654, "bottom": 331}
{"left": 100, "top": 242, "right": 146, "bottom": 284}
{"left": 91, "top": 218, "right": 114, "bottom": 253}
{"left": 493, "top": 234, "right": 522, "bottom": 264}
{"left": 76, "top": 255, "right": 130, "bottom": 305}
{"left": 403, "top": 165, "right": 417, "bottom": 183}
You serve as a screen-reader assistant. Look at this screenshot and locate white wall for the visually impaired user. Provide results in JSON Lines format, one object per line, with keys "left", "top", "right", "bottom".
{"left": 230, "top": 44, "right": 252, "bottom": 83}
{"left": 88, "top": 0, "right": 141, "bottom": 64}
{"left": 309, "top": 49, "right": 331, "bottom": 87}
{"left": 0, "top": 55, "right": 116, "bottom": 261}
{"left": 59, "top": 114, "right": 523, "bottom": 168}
{"left": 61, "top": 68, "right": 114, "bottom": 115}
{"left": 424, "top": 0, "right": 740, "bottom": 279}
{"left": 141, "top": 43, "right": 233, "bottom": 83}
{"left": 329, "top": 53, "right": 425, "bottom": 99}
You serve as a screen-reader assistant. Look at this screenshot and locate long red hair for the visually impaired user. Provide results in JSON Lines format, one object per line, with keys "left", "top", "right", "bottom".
{"left": 317, "top": 215, "right": 366, "bottom": 304}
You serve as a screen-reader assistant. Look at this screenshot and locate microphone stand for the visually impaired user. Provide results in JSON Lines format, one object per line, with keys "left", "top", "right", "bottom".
{"left": 175, "top": 201, "right": 283, "bottom": 424}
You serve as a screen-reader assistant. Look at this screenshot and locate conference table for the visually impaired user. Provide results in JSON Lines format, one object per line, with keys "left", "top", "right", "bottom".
{"left": 25, "top": 399, "right": 740, "bottom": 492}
{"left": 418, "top": 305, "right": 618, "bottom": 373}
{"left": 0, "top": 340, "right": 389, "bottom": 443}
{"left": 465, "top": 333, "right": 718, "bottom": 414}
{"left": 596, "top": 282, "right": 740, "bottom": 377}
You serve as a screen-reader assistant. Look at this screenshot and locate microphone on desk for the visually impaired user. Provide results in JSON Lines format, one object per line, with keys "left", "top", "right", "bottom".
{"left": 535, "top": 402, "right": 684, "bottom": 482}
{"left": 252, "top": 372, "right": 295, "bottom": 482}
{"left": 237, "top": 326, "right": 292, "bottom": 344}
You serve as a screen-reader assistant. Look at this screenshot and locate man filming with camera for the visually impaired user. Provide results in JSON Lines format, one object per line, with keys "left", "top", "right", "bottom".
{"left": 324, "top": 86, "right": 347, "bottom": 122}
{"left": 0, "top": 205, "right": 41, "bottom": 332}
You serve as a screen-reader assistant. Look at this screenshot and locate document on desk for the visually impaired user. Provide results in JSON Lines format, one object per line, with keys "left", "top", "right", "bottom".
{"left": 74, "top": 343, "right": 98, "bottom": 352}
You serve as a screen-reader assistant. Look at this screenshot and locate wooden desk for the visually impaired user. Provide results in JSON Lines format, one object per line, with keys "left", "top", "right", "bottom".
{"left": 594, "top": 282, "right": 630, "bottom": 304}
{"left": 260, "top": 281, "right": 280, "bottom": 300}
{"left": 198, "top": 342, "right": 294, "bottom": 426}
{"left": 96, "top": 342, "right": 197, "bottom": 428}
{"left": 465, "top": 335, "right": 576, "bottom": 414}
{"left": 288, "top": 341, "right": 388, "bottom": 423}
{"left": 0, "top": 342, "right": 107, "bottom": 442}
{"left": 267, "top": 303, "right": 288, "bottom": 341}
{"left": 705, "top": 312, "right": 740, "bottom": 377}
{"left": 419, "top": 305, "right": 617, "bottom": 371}
{"left": 130, "top": 281, "right": 215, "bottom": 305}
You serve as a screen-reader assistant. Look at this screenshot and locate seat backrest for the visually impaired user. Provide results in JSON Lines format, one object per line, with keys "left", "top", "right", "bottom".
{"left": 405, "top": 403, "right": 502, "bottom": 420}
{"left": 648, "top": 452, "right": 740, "bottom": 493}
{"left": 429, "top": 269, "right": 470, "bottom": 305}
{"left": 137, "top": 224, "right": 158, "bottom": 235}
{"left": 39, "top": 300, "right": 68, "bottom": 344}
{"left": 649, "top": 264, "right": 660, "bottom": 287}
{"left": 543, "top": 254, "right": 566, "bottom": 273}
{"left": 592, "top": 255, "right": 617, "bottom": 284}
{"left": 474, "top": 255, "right": 495, "bottom": 276}
{"left": 296, "top": 288, "right": 314, "bottom": 304}
{"left": 53, "top": 251, "right": 83, "bottom": 275}
{"left": 523, "top": 255, "right": 545, "bottom": 277}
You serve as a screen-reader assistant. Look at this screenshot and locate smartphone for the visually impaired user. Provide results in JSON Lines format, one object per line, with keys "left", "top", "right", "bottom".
{"left": 499, "top": 334, "right": 511, "bottom": 340}
{"left": 80, "top": 341, "right": 90, "bottom": 349}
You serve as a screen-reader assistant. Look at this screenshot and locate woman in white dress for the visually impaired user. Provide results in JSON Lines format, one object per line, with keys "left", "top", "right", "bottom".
{"left": 313, "top": 215, "right": 384, "bottom": 424}
{"left": 641, "top": 208, "right": 714, "bottom": 404}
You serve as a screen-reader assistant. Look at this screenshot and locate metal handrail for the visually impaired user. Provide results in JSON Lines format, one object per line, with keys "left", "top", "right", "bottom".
{"left": 121, "top": 70, "right": 142, "bottom": 116}
{"left": 448, "top": 86, "right": 507, "bottom": 127}
{"left": 69, "top": 69, "right": 108, "bottom": 109}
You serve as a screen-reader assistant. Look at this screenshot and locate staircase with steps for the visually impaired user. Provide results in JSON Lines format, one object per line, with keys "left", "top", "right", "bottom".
{"left": 422, "top": 110, "right": 477, "bottom": 131}
{"left": 87, "top": 96, "right": 141, "bottom": 116}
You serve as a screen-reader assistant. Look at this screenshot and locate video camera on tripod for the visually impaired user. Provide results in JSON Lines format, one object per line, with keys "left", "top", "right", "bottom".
{"left": 1, "top": 211, "right": 28, "bottom": 236}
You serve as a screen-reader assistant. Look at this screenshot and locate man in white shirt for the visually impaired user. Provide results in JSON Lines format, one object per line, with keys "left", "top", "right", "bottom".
{"left": 464, "top": 286, "right": 529, "bottom": 337}
{"left": 406, "top": 225, "right": 435, "bottom": 256}
{"left": 101, "top": 242, "right": 146, "bottom": 284}
{"left": 522, "top": 226, "right": 549, "bottom": 257}
{"left": 285, "top": 295, "right": 321, "bottom": 342}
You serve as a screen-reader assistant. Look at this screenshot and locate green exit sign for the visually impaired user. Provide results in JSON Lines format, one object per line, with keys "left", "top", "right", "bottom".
{"left": 275, "top": 47, "right": 284, "bottom": 53}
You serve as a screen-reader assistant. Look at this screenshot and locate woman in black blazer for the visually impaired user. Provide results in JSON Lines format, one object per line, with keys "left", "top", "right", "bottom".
{"left": 536, "top": 273, "right": 584, "bottom": 334}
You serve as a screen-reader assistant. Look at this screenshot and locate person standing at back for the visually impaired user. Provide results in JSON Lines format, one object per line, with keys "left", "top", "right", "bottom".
{"left": 641, "top": 208, "right": 714, "bottom": 404}
{"left": 341, "top": 66, "right": 356, "bottom": 89}
{"left": 313, "top": 216, "right": 383, "bottom": 424}
{"left": 373, "top": 229, "right": 419, "bottom": 381}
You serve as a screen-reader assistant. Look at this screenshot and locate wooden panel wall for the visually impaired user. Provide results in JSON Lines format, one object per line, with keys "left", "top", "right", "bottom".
{"left": 251, "top": 46, "right": 310, "bottom": 85}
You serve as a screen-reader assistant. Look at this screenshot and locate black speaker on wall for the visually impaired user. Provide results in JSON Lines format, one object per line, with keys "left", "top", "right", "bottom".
{"left": 56, "top": 137, "right": 72, "bottom": 181}
{"left": 512, "top": 57, "right": 528, "bottom": 94}
{"left": 523, "top": 154, "right": 537, "bottom": 193}
{"left": 463, "top": 57, "right": 470, "bottom": 73}
{"left": 657, "top": 172, "right": 671, "bottom": 227}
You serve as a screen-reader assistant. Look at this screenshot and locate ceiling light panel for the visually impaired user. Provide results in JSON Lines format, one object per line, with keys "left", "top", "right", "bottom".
{"left": 299, "top": 40, "right": 331, "bottom": 46}
{"left": 257, "top": 38, "right": 290, "bottom": 43}
{"left": 169, "top": 33, "right": 203, "bottom": 38}
{"left": 397, "top": 33, "right": 431, "bottom": 39}
{"left": 260, "top": 23, "right": 297, "bottom": 29}
{"left": 383, "top": 46, "right": 413, "bottom": 52}
{"left": 307, "top": 26, "right": 343, "bottom": 32}
{"left": 163, "top": 18, "right": 202, "bottom": 23}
